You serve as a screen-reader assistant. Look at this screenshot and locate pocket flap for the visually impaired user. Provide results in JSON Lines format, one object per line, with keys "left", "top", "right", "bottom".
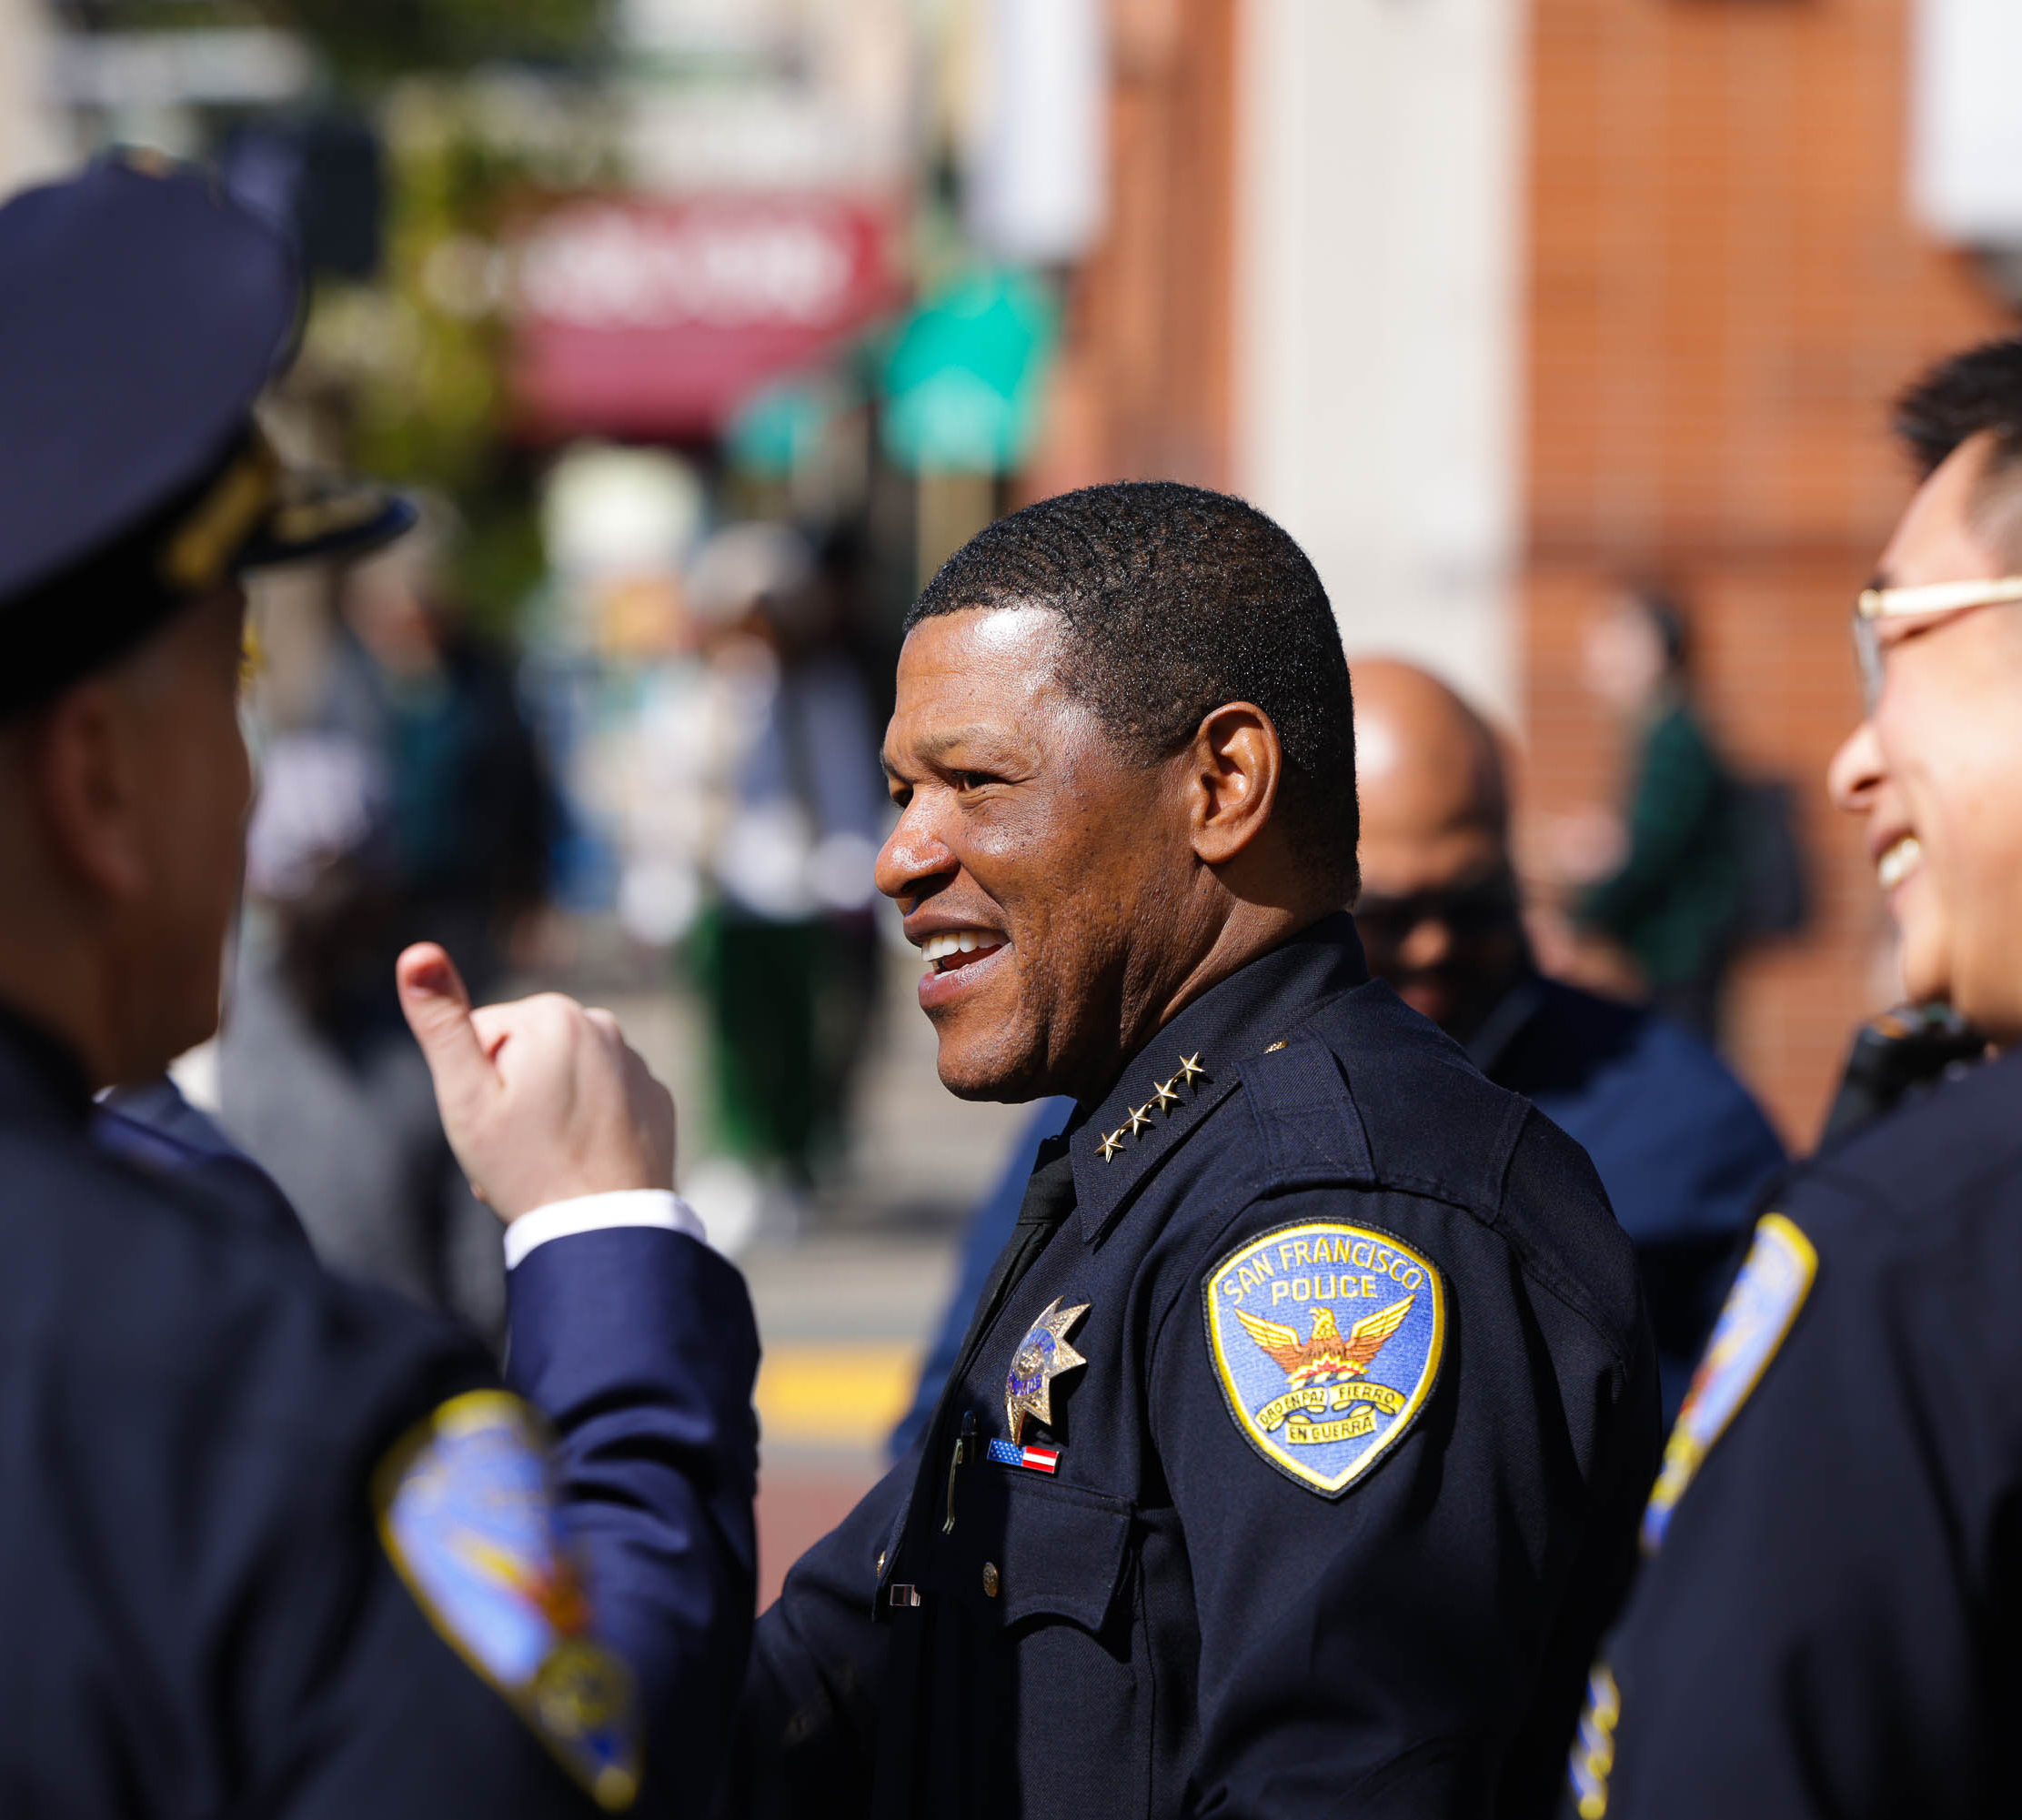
{"left": 994, "top": 1479, "right": 1132, "bottom": 1632}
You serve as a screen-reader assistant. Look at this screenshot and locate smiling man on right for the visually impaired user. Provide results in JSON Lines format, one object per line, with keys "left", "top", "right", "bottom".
{"left": 721, "top": 481, "right": 1659, "bottom": 1820}
{"left": 1563, "top": 338, "right": 2022, "bottom": 1819}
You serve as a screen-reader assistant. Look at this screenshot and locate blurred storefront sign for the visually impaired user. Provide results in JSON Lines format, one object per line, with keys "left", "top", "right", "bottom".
{"left": 508, "top": 196, "right": 905, "bottom": 437}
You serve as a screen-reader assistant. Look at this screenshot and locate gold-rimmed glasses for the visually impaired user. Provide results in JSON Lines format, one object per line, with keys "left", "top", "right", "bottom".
{"left": 1853, "top": 575, "right": 2022, "bottom": 709}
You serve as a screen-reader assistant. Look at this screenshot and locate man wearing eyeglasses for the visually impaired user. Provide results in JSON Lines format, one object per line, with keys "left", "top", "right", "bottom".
{"left": 1561, "top": 339, "right": 2022, "bottom": 1819}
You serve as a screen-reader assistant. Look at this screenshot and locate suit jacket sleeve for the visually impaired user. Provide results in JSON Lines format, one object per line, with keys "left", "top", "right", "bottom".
{"left": 505, "top": 1227, "right": 761, "bottom": 1812}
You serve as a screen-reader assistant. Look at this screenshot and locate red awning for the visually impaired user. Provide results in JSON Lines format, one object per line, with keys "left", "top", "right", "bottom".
{"left": 508, "top": 194, "right": 904, "bottom": 439}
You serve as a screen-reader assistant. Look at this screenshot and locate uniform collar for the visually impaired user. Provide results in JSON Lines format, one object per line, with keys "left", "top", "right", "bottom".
{"left": 1069, "top": 913, "right": 1369, "bottom": 1244}
{"left": 0, "top": 998, "right": 95, "bottom": 1128}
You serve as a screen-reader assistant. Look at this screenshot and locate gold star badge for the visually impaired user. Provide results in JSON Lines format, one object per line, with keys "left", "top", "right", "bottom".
{"left": 1005, "top": 1297, "right": 1091, "bottom": 1444}
{"left": 1098, "top": 1128, "right": 1126, "bottom": 1161}
{"left": 1177, "top": 1052, "right": 1207, "bottom": 1087}
{"left": 1152, "top": 1078, "right": 1181, "bottom": 1111}
{"left": 1126, "top": 1103, "right": 1153, "bottom": 1136}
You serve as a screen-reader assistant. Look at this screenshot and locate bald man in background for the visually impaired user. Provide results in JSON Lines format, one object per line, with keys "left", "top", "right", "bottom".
{"left": 1350, "top": 660, "right": 1784, "bottom": 1415}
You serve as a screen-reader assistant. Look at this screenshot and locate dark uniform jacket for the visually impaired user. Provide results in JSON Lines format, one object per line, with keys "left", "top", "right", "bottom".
{"left": 0, "top": 1011, "right": 760, "bottom": 1816}
{"left": 730, "top": 916, "right": 1660, "bottom": 1819}
{"left": 1567, "top": 1044, "right": 2022, "bottom": 1819}
{"left": 1466, "top": 975, "right": 1786, "bottom": 1418}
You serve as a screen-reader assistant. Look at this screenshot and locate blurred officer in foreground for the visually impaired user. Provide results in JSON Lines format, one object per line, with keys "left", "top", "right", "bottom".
{"left": 891, "top": 656, "right": 1783, "bottom": 1456}
{"left": 1564, "top": 337, "right": 2022, "bottom": 1817}
{"left": 1350, "top": 659, "right": 1784, "bottom": 1419}
{"left": 728, "top": 483, "right": 1660, "bottom": 1818}
{"left": 0, "top": 160, "right": 757, "bottom": 1814}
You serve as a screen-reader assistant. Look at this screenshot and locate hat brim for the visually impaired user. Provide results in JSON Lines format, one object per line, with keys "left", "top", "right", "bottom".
{"left": 236, "top": 472, "right": 418, "bottom": 573}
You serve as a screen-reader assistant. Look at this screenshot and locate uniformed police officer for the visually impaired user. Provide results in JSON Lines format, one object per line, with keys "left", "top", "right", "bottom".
{"left": 0, "top": 159, "right": 758, "bottom": 1814}
{"left": 725, "top": 482, "right": 1660, "bottom": 1818}
{"left": 1561, "top": 337, "right": 2022, "bottom": 1817}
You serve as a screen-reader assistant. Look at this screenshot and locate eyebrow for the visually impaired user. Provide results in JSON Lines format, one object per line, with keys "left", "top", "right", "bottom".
{"left": 881, "top": 727, "right": 1014, "bottom": 779}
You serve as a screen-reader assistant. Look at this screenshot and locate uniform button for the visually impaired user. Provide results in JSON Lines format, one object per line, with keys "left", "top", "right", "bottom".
{"left": 981, "top": 1562, "right": 1001, "bottom": 1598}
{"left": 876, "top": 1550, "right": 886, "bottom": 1576}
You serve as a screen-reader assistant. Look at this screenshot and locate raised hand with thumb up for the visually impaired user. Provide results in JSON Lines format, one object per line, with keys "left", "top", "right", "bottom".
{"left": 396, "top": 941, "right": 677, "bottom": 1222}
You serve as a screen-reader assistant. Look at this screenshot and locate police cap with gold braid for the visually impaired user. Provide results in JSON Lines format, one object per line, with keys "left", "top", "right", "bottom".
{"left": 0, "top": 155, "right": 413, "bottom": 716}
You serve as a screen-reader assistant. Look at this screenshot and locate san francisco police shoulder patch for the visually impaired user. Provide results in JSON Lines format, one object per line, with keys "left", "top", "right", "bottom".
{"left": 1202, "top": 1220, "right": 1446, "bottom": 1497}
{"left": 1641, "top": 1210, "right": 1816, "bottom": 1552}
{"left": 373, "top": 1389, "right": 639, "bottom": 1811}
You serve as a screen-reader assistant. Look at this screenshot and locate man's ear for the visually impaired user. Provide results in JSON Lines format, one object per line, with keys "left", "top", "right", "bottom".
{"left": 23, "top": 679, "right": 150, "bottom": 902}
{"left": 1186, "top": 701, "right": 1283, "bottom": 866}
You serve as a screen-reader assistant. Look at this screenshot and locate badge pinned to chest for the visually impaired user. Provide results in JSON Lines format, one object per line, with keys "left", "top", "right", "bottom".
{"left": 1003, "top": 1296, "right": 1089, "bottom": 1447}
{"left": 1202, "top": 1221, "right": 1446, "bottom": 1497}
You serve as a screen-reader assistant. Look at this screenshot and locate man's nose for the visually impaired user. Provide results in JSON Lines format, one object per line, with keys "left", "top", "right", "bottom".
{"left": 875, "top": 801, "right": 958, "bottom": 908}
{"left": 1826, "top": 717, "right": 1886, "bottom": 815}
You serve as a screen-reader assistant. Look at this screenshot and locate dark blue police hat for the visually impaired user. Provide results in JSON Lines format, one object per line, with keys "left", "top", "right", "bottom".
{"left": 0, "top": 155, "right": 414, "bottom": 714}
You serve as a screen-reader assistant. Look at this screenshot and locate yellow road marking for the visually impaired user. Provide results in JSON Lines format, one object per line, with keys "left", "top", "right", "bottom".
{"left": 757, "top": 1342, "right": 924, "bottom": 1446}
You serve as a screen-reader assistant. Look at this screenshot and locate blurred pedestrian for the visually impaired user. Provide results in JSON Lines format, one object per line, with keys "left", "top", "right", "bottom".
{"left": 1565, "top": 337, "right": 2022, "bottom": 1817}
{"left": 0, "top": 157, "right": 757, "bottom": 1815}
{"left": 218, "top": 507, "right": 553, "bottom": 1338}
{"left": 327, "top": 508, "right": 553, "bottom": 1000}
{"left": 679, "top": 522, "right": 886, "bottom": 1225}
{"left": 1350, "top": 660, "right": 1783, "bottom": 1419}
{"left": 1562, "top": 588, "right": 1744, "bottom": 1040}
{"left": 727, "top": 483, "right": 1657, "bottom": 1818}
{"left": 221, "top": 727, "right": 508, "bottom": 1338}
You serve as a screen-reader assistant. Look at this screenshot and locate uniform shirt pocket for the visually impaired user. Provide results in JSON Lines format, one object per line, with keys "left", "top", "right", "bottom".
{"left": 993, "top": 1478, "right": 1133, "bottom": 1634}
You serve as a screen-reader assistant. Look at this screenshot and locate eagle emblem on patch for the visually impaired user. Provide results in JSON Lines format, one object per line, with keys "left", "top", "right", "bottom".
{"left": 373, "top": 1390, "right": 639, "bottom": 1810}
{"left": 1202, "top": 1220, "right": 1445, "bottom": 1496}
{"left": 1641, "top": 1211, "right": 1816, "bottom": 1552}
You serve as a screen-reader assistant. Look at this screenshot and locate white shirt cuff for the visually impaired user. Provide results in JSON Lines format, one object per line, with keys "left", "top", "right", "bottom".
{"left": 503, "top": 1189, "right": 705, "bottom": 1271}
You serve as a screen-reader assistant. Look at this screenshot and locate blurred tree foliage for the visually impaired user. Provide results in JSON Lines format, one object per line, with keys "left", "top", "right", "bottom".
{"left": 304, "top": 83, "right": 615, "bottom": 632}
{"left": 276, "top": 0, "right": 606, "bottom": 84}
{"left": 57, "top": 0, "right": 606, "bottom": 79}
{"left": 64, "top": 2, "right": 615, "bottom": 630}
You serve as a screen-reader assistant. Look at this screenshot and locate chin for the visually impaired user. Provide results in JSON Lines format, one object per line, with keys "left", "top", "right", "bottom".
{"left": 931, "top": 1018, "right": 1052, "bottom": 1103}
{"left": 935, "top": 1050, "right": 1043, "bottom": 1103}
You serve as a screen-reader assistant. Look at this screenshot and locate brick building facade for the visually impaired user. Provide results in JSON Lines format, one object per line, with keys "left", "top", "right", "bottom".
{"left": 1523, "top": 0, "right": 2003, "bottom": 1137}
{"left": 1041, "top": 0, "right": 2009, "bottom": 1141}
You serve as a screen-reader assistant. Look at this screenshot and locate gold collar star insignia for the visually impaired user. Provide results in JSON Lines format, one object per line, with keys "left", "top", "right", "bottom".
{"left": 1126, "top": 1102, "right": 1154, "bottom": 1136}
{"left": 1005, "top": 1297, "right": 1091, "bottom": 1444}
{"left": 1098, "top": 1128, "right": 1126, "bottom": 1161}
{"left": 1176, "top": 1052, "right": 1207, "bottom": 1087}
{"left": 1151, "top": 1077, "right": 1181, "bottom": 1111}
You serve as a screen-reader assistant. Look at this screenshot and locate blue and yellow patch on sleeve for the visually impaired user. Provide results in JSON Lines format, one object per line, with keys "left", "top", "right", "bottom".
{"left": 1642, "top": 1211, "right": 1816, "bottom": 1553}
{"left": 373, "top": 1390, "right": 639, "bottom": 1810}
{"left": 1202, "top": 1221, "right": 1445, "bottom": 1497}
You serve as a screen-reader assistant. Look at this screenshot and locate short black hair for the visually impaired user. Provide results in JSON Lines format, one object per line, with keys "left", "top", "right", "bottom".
{"left": 1895, "top": 336, "right": 2022, "bottom": 478}
{"left": 905, "top": 481, "right": 1358, "bottom": 894}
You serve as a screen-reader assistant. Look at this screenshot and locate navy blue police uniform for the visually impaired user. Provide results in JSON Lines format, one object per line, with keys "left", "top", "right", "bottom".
{"left": 1563, "top": 1044, "right": 2022, "bottom": 1819}
{"left": 894, "top": 970, "right": 1783, "bottom": 1456}
{"left": 1463, "top": 975, "right": 1786, "bottom": 1419}
{"left": 729, "top": 915, "right": 1660, "bottom": 1819}
{"left": 0, "top": 159, "right": 760, "bottom": 1815}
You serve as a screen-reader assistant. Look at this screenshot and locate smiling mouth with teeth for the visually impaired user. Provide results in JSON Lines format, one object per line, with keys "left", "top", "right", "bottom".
{"left": 920, "top": 930, "right": 1008, "bottom": 974}
{"left": 1877, "top": 835, "right": 1922, "bottom": 893}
